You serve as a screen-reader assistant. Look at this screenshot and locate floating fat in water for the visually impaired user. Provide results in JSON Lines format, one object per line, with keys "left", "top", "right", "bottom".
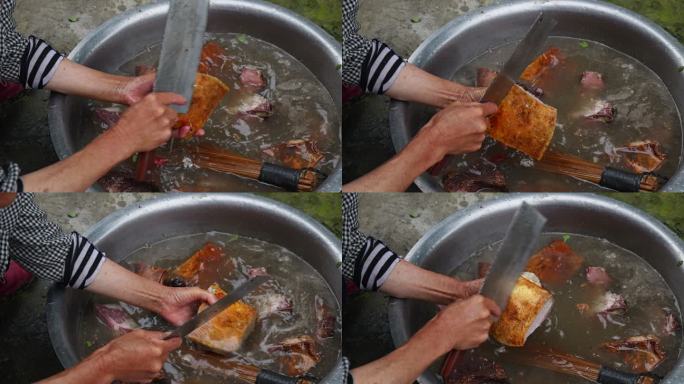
{"left": 490, "top": 272, "right": 554, "bottom": 347}
{"left": 187, "top": 283, "right": 258, "bottom": 354}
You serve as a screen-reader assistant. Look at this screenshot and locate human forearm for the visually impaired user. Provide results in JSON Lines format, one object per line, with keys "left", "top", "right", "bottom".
{"left": 46, "top": 59, "right": 133, "bottom": 104}
{"left": 379, "top": 260, "right": 465, "bottom": 304}
{"left": 386, "top": 64, "right": 485, "bottom": 109}
{"left": 36, "top": 353, "right": 112, "bottom": 384}
{"left": 350, "top": 315, "right": 452, "bottom": 384}
{"left": 86, "top": 259, "right": 168, "bottom": 315}
{"left": 21, "top": 129, "right": 133, "bottom": 192}
{"left": 342, "top": 125, "right": 442, "bottom": 192}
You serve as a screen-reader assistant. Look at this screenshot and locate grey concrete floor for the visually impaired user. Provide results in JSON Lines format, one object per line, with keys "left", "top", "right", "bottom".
{"left": 342, "top": 0, "right": 684, "bottom": 186}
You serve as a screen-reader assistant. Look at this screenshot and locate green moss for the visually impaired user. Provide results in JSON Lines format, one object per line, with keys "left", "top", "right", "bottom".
{"left": 603, "top": 193, "right": 684, "bottom": 238}
{"left": 606, "top": 0, "right": 684, "bottom": 43}
{"left": 256, "top": 193, "right": 342, "bottom": 237}
{"left": 267, "top": 0, "right": 342, "bottom": 41}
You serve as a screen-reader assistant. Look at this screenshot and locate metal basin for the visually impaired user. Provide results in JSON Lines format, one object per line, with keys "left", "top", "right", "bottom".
{"left": 48, "top": 0, "right": 342, "bottom": 192}
{"left": 46, "top": 194, "right": 343, "bottom": 382}
{"left": 388, "top": 193, "right": 684, "bottom": 383}
{"left": 389, "top": 0, "right": 684, "bottom": 192}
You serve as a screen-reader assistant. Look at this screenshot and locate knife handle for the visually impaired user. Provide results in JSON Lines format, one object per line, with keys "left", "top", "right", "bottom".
{"left": 597, "top": 366, "right": 661, "bottom": 384}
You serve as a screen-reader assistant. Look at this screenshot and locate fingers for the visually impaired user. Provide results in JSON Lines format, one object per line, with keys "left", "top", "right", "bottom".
{"left": 159, "top": 335, "right": 182, "bottom": 353}
{"left": 151, "top": 92, "right": 187, "bottom": 106}
{"left": 482, "top": 296, "right": 502, "bottom": 317}
{"left": 480, "top": 102, "right": 498, "bottom": 116}
{"left": 174, "top": 125, "right": 191, "bottom": 139}
{"left": 187, "top": 287, "right": 217, "bottom": 305}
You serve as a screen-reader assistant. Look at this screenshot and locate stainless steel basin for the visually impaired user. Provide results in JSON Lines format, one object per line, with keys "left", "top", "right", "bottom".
{"left": 389, "top": 0, "right": 684, "bottom": 192}
{"left": 46, "top": 194, "right": 343, "bottom": 382}
{"left": 388, "top": 193, "right": 684, "bottom": 383}
{"left": 48, "top": 0, "right": 342, "bottom": 192}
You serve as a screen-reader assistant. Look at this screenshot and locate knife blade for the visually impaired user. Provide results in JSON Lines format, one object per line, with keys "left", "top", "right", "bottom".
{"left": 164, "top": 275, "right": 269, "bottom": 339}
{"left": 154, "top": 0, "right": 210, "bottom": 114}
{"left": 480, "top": 202, "right": 547, "bottom": 312}
{"left": 480, "top": 12, "right": 557, "bottom": 105}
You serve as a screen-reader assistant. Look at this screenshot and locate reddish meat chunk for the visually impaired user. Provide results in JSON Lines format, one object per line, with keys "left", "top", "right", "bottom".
{"left": 95, "top": 304, "right": 138, "bottom": 335}
{"left": 616, "top": 140, "right": 666, "bottom": 173}
{"left": 240, "top": 67, "right": 266, "bottom": 89}
{"left": 583, "top": 100, "right": 616, "bottom": 123}
{"left": 525, "top": 240, "right": 584, "bottom": 285}
{"left": 586, "top": 266, "right": 612, "bottom": 286}
{"left": 94, "top": 108, "right": 121, "bottom": 128}
{"left": 442, "top": 164, "right": 507, "bottom": 192}
{"left": 476, "top": 68, "right": 498, "bottom": 88}
{"left": 441, "top": 350, "right": 509, "bottom": 384}
{"left": 315, "top": 295, "right": 336, "bottom": 339}
{"left": 602, "top": 335, "right": 665, "bottom": 372}
{"left": 580, "top": 71, "right": 604, "bottom": 90}
{"left": 269, "top": 335, "right": 320, "bottom": 376}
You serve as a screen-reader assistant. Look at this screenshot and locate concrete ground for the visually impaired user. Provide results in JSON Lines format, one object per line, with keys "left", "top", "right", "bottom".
{"left": 0, "top": 193, "right": 340, "bottom": 383}
{"left": 343, "top": 192, "right": 684, "bottom": 373}
{"left": 0, "top": 0, "right": 340, "bottom": 175}
{"left": 342, "top": 0, "right": 684, "bottom": 186}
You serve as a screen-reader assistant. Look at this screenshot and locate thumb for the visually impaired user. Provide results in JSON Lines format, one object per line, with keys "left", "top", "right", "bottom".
{"left": 159, "top": 335, "right": 182, "bottom": 353}
{"left": 184, "top": 287, "right": 217, "bottom": 305}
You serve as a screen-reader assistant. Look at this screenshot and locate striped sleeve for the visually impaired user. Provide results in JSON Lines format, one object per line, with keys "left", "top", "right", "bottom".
{"left": 19, "top": 36, "right": 64, "bottom": 89}
{"left": 342, "top": 0, "right": 406, "bottom": 94}
{"left": 5, "top": 194, "right": 105, "bottom": 288}
{"left": 353, "top": 238, "right": 400, "bottom": 291}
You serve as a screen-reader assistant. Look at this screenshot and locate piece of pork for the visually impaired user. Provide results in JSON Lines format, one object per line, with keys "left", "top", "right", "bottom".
{"left": 586, "top": 266, "right": 612, "bottom": 286}
{"left": 442, "top": 165, "right": 507, "bottom": 192}
{"left": 240, "top": 67, "right": 266, "bottom": 89}
{"left": 269, "top": 335, "right": 321, "bottom": 376}
{"left": 477, "top": 262, "right": 492, "bottom": 279}
{"left": 262, "top": 139, "right": 324, "bottom": 170}
{"left": 580, "top": 71, "right": 605, "bottom": 90}
{"left": 582, "top": 100, "right": 617, "bottom": 123}
{"left": 593, "top": 291, "right": 627, "bottom": 315}
{"left": 315, "top": 295, "right": 336, "bottom": 339}
{"left": 662, "top": 309, "right": 680, "bottom": 336}
{"left": 441, "top": 350, "right": 509, "bottom": 384}
{"left": 525, "top": 240, "right": 584, "bottom": 285}
{"left": 198, "top": 42, "right": 228, "bottom": 74}
{"left": 94, "top": 108, "right": 121, "bottom": 129}
{"left": 476, "top": 68, "right": 498, "bottom": 88}
{"left": 602, "top": 335, "right": 666, "bottom": 372}
{"left": 616, "top": 140, "right": 666, "bottom": 173}
{"left": 247, "top": 267, "right": 268, "bottom": 279}
{"left": 95, "top": 304, "right": 138, "bottom": 335}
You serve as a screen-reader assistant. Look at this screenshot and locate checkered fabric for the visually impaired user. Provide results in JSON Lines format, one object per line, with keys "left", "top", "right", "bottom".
{"left": 0, "top": 163, "right": 21, "bottom": 192}
{"left": 0, "top": 193, "right": 106, "bottom": 288}
{"left": 1, "top": 0, "right": 64, "bottom": 88}
{"left": 342, "top": 193, "right": 400, "bottom": 291}
{"left": 342, "top": 0, "right": 406, "bottom": 94}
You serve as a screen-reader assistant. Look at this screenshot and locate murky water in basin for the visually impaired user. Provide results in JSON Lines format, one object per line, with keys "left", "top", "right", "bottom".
{"left": 418, "top": 234, "right": 682, "bottom": 383}
{"left": 418, "top": 36, "right": 682, "bottom": 191}
{"left": 82, "top": 33, "right": 340, "bottom": 192}
{"left": 75, "top": 232, "right": 341, "bottom": 383}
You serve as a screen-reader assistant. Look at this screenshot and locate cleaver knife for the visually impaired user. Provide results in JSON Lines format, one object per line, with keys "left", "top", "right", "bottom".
{"left": 164, "top": 275, "right": 269, "bottom": 340}
{"left": 480, "top": 12, "right": 557, "bottom": 105}
{"left": 479, "top": 202, "right": 547, "bottom": 312}
{"left": 135, "top": 0, "right": 209, "bottom": 181}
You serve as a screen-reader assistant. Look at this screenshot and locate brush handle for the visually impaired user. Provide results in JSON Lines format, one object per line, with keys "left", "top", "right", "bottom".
{"left": 259, "top": 163, "right": 301, "bottom": 191}
{"left": 599, "top": 167, "right": 641, "bottom": 192}
{"left": 255, "top": 369, "right": 314, "bottom": 384}
{"left": 597, "top": 366, "right": 651, "bottom": 384}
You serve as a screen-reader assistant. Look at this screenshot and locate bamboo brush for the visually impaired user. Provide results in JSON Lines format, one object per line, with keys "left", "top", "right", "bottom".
{"left": 505, "top": 347, "right": 662, "bottom": 384}
{"left": 193, "top": 143, "right": 324, "bottom": 192}
{"left": 536, "top": 151, "right": 665, "bottom": 192}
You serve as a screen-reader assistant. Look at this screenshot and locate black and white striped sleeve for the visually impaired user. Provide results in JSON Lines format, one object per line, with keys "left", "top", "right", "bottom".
{"left": 2, "top": 194, "right": 106, "bottom": 289}
{"left": 342, "top": 0, "right": 406, "bottom": 94}
{"left": 342, "top": 193, "right": 400, "bottom": 291}
{"left": 0, "top": 0, "right": 64, "bottom": 88}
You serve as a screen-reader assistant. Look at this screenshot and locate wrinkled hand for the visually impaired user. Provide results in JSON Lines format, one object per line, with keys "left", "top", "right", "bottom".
{"left": 110, "top": 93, "right": 186, "bottom": 155}
{"left": 431, "top": 294, "right": 501, "bottom": 352}
{"left": 455, "top": 278, "right": 484, "bottom": 299}
{"left": 157, "top": 286, "right": 217, "bottom": 326}
{"left": 443, "top": 85, "right": 487, "bottom": 106}
{"left": 174, "top": 125, "right": 205, "bottom": 140}
{"left": 90, "top": 329, "right": 181, "bottom": 383}
{"left": 120, "top": 73, "right": 156, "bottom": 105}
{"left": 418, "top": 102, "right": 498, "bottom": 158}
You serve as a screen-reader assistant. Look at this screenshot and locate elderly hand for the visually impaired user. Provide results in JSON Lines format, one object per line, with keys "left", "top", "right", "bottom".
{"left": 90, "top": 329, "right": 181, "bottom": 383}
{"left": 119, "top": 73, "right": 156, "bottom": 105}
{"left": 156, "top": 286, "right": 217, "bottom": 326}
